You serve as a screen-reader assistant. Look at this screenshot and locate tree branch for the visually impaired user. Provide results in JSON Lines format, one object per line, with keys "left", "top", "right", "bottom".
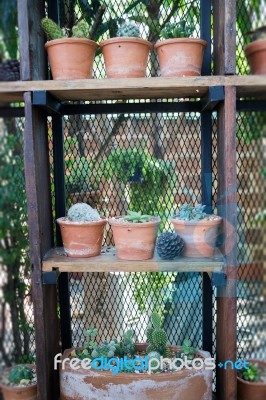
{"left": 88, "top": 5, "right": 106, "bottom": 40}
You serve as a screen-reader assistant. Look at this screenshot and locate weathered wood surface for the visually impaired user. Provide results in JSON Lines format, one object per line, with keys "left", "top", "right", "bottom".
{"left": 213, "top": 0, "right": 236, "bottom": 75}
{"left": 0, "top": 76, "right": 265, "bottom": 103}
{"left": 42, "top": 246, "right": 224, "bottom": 273}
{"left": 216, "top": 86, "right": 238, "bottom": 400}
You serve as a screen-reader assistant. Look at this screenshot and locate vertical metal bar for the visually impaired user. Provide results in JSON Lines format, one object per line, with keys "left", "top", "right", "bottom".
{"left": 47, "top": 0, "right": 72, "bottom": 351}
{"left": 200, "top": 0, "right": 213, "bottom": 357}
{"left": 52, "top": 115, "right": 72, "bottom": 350}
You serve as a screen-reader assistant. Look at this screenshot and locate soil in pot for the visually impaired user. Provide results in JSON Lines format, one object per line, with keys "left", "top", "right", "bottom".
{"left": 60, "top": 344, "right": 213, "bottom": 400}
{"left": 170, "top": 216, "right": 222, "bottom": 258}
{"left": 244, "top": 39, "right": 266, "bottom": 75}
{"left": 45, "top": 38, "right": 98, "bottom": 80}
{"left": 154, "top": 38, "right": 207, "bottom": 77}
{"left": 237, "top": 359, "right": 266, "bottom": 400}
{"left": 109, "top": 216, "right": 161, "bottom": 260}
{"left": 100, "top": 37, "right": 152, "bottom": 78}
{"left": 57, "top": 217, "right": 107, "bottom": 257}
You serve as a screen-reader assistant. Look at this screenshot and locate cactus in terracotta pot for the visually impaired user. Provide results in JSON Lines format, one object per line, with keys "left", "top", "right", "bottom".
{"left": 146, "top": 312, "right": 172, "bottom": 357}
{"left": 170, "top": 203, "right": 222, "bottom": 258}
{"left": 57, "top": 203, "right": 107, "bottom": 258}
{"left": 99, "top": 20, "right": 152, "bottom": 78}
{"left": 109, "top": 210, "right": 161, "bottom": 260}
{"left": 41, "top": 17, "right": 99, "bottom": 80}
{"left": 0, "top": 364, "right": 37, "bottom": 400}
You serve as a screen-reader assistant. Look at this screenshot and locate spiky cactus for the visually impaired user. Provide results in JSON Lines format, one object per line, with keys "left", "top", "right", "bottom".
{"left": 41, "top": 18, "right": 64, "bottom": 40}
{"left": 72, "top": 20, "right": 90, "bottom": 38}
{"left": 91, "top": 341, "right": 117, "bottom": 358}
{"left": 67, "top": 203, "right": 101, "bottom": 222}
{"left": 146, "top": 312, "right": 171, "bottom": 357}
{"left": 117, "top": 22, "right": 141, "bottom": 38}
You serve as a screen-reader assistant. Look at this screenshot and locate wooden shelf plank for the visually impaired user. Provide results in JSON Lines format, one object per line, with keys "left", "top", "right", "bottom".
{"left": 42, "top": 247, "right": 224, "bottom": 273}
{"left": 0, "top": 76, "right": 265, "bottom": 104}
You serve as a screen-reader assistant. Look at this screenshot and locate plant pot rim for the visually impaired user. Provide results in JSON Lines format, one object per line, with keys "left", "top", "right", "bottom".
{"left": 57, "top": 216, "right": 107, "bottom": 226}
{"left": 45, "top": 37, "right": 99, "bottom": 49}
{"left": 109, "top": 215, "right": 161, "bottom": 227}
{"left": 170, "top": 215, "right": 222, "bottom": 225}
{"left": 154, "top": 37, "right": 207, "bottom": 50}
{"left": 244, "top": 38, "right": 266, "bottom": 56}
{"left": 100, "top": 37, "right": 153, "bottom": 49}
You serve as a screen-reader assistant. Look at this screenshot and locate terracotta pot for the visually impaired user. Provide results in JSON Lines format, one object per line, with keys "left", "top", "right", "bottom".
{"left": 154, "top": 38, "right": 207, "bottom": 77}
{"left": 237, "top": 359, "right": 266, "bottom": 400}
{"left": 109, "top": 216, "right": 160, "bottom": 260}
{"left": 0, "top": 365, "right": 37, "bottom": 400}
{"left": 170, "top": 216, "right": 222, "bottom": 258}
{"left": 57, "top": 217, "right": 107, "bottom": 257}
{"left": 244, "top": 39, "right": 266, "bottom": 75}
{"left": 60, "top": 344, "right": 213, "bottom": 400}
{"left": 100, "top": 37, "right": 152, "bottom": 78}
{"left": 45, "top": 38, "right": 98, "bottom": 80}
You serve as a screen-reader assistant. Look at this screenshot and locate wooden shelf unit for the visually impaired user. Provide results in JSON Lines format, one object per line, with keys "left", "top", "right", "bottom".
{"left": 43, "top": 247, "right": 224, "bottom": 273}
{"left": 0, "top": 75, "right": 265, "bottom": 103}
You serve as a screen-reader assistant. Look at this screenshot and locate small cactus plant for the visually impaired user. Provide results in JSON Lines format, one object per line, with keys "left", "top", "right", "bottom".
{"left": 117, "top": 22, "right": 141, "bottom": 38}
{"left": 8, "top": 365, "right": 34, "bottom": 385}
{"left": 161, "top": 19, "right": 195, "bottom": 39}
{"left": 123, "top": 210, "right": 151, "bottom": 223}
{"left": 91, "top": 341, "right": 117, "bottom": 358}
{"left": 41, "top": 18, "right": 64, "bottom": 40}
{"left": 67, "top": 203, "right": 101, "bottom": 222}
{"left": 41, "top": 17, "right": 90, "bottom": 40}
{"left": 146, "top": 312, "right": 171, "bottom": 357}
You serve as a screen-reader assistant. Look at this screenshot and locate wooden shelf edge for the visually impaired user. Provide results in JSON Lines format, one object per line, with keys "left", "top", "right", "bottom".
{"left": 42, "top": 247, "right": 224, "bottom": 273}
{"left": 0, "top": 75, "right": 265, "bottom": 103}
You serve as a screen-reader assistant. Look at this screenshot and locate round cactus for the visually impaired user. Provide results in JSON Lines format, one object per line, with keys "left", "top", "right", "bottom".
{"left": 67, "top": 203, "right": 101, "bottom": 222}
{"left": 117, "top": 22, "right": 141, "bottom": 38}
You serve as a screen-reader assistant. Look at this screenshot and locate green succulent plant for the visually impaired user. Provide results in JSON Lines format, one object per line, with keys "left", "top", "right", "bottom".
{"left": 173, "top": 203, "right": 207, "bottom": 221}
{"left": 123, "top": 210, "right": 151, "bottom": 223}
{"left": 241, "top": 363, "right": 260, "bottom": 382}
{"left": 180, "top": 339, "right": 196, "bottom": 360}
{"left": 117, "top": 22, "right": 141, "bottom": 38}
{"left": 146, "top": 312, "right": 171, "bottom": 357}
{"left": 115, "top": 329, "right": 136, "bottom": 358}
{"left": 8, "top": 365, "right": 33, "bottom": 385}
{"left": 161, "top": 19, "right": 195, "bottom": 39}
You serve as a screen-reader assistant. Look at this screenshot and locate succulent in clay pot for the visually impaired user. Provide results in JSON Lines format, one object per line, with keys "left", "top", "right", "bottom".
{"left": 0, "top": 364, "right": 37, "bottom": 400}
{"left": 57, "top": 203, "right": 107, "bottom": 258}
{"left": 59, "top": 312, "right": 213, "bottom": 400}
{"left": 109, "top": 210, "right": 161, "bottom": 260}
{"left": 170, "top": 203, "right": 222, "bottom": 258}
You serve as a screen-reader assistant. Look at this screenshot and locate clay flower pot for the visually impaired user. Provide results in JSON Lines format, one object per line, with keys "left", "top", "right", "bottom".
{"left": 100, "top": 37, "right": 152, "bottom": 78}
{"left": 244, "top": 39, "right": 266, "bottom": 75}
{"left": 109, "top": 216, "right": 161, "bottom": 260}
{"left": 60, "top": 344, "right": 213, "bottom": 400}
{"left": 0, "top": 365, "right": 37, "bottom": 400}
{"left": 154, "top": 38, "right": 207, "bottom": 77}
{"left": 237, "top": 359, "right": 266, "bottom": 400}
{"left": 45, "top": 38, "right": 98, "bottom": 80}
{"left": 170, "top": 216, "right": 222, "bottom": 258}
{"left": 57, "top": 217, "right": 107, "bottom": 258}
